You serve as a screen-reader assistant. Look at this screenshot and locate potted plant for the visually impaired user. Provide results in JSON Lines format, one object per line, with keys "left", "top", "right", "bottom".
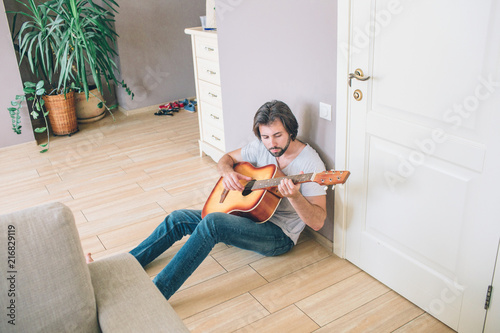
{"left": 46, "top": 0, "right": 133, "bottom": 122}
{"left": 7, "top": 0, "right": 78, "bottom": 152}
{"left": 7, "top": 0, "right": 133, "bottom": 151}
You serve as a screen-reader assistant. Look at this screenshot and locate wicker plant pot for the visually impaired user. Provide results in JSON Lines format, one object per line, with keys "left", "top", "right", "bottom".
{"left": 42, "top": 91, "right": 78, "bottom": 136}
{"left": 75, "top": 88, "right": 106, "bottom": 123}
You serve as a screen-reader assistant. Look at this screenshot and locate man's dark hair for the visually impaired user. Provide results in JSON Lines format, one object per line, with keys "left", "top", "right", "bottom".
{"left": 253, "top": 100, "right": 299, "bottom": 140}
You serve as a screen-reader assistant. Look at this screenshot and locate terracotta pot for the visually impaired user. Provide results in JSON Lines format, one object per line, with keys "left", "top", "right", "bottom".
{"left": 75, "top": 88, "right": 106, "bottom": 123}
{"left": 42, "top": 91, "right": 78, "bottom": 136}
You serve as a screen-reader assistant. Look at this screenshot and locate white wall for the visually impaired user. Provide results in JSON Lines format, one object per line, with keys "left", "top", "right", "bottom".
{"left": 0, "top": 2, "right": 34, "bottom": 148}
{"left": 216, "top": 0, "right": 338, "bottom": 240}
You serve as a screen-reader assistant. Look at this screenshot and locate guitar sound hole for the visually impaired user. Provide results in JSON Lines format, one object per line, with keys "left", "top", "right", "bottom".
{"left": 242, "top": 180, "right": 255, "bottom": 196}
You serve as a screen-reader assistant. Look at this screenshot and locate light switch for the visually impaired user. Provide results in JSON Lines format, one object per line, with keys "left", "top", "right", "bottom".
{"left": 319, "top": 102, "right": 331, "bottom": 121}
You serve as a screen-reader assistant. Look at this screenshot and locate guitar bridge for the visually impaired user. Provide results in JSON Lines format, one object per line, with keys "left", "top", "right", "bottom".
{"left": 219, "top": 189, "right": 229, "bottom": 203}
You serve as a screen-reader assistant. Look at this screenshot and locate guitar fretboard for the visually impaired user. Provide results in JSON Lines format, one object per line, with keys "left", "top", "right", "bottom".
{"left": 251, "top": 173, "right": 314, "bottom": 190}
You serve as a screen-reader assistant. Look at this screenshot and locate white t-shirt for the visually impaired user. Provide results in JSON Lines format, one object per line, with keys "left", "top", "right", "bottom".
{"left": 241, "top": 139, "right": 326, "bottom": 244}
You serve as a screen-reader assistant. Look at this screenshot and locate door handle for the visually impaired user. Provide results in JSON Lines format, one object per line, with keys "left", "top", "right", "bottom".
{"left": 348, "top": 68, "right": 370, "bottom": 87}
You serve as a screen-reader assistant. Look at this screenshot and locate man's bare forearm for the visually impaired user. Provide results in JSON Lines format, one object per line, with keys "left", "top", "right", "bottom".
{"left": 217, "top": 153, "right": 236, "bottom": 176}
{"left": 217, "top": 151, "right": 250, "bottom": 191}
{"left": 288, "top": 194, "right": 327, "bottom": 231}
{"left": 277, "top": 178, "right": 327, "bottom": 231}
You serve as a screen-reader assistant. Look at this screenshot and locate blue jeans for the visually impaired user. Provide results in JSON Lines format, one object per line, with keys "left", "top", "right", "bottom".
{"left": 130, "top": 209, "right": 294, "bottom": 299}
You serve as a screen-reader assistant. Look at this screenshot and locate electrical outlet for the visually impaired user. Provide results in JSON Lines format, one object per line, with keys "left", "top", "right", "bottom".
{"left": 319, "top": 102, "right": 331, "bottom": 121}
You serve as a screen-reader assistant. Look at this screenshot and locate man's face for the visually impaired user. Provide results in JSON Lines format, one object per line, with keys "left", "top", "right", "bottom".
{"left": 259, "top": 120, "right": 292, "bottom": 157}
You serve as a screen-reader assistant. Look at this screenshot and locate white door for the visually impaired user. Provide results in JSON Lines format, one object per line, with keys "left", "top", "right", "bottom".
{"left": 340, "top": 0, "right": 500, "bottom": 331}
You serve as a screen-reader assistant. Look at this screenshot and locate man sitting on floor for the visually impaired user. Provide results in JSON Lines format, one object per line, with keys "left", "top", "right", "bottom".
{"left": 87, "top": 100, "right": 327, "bottom": 300}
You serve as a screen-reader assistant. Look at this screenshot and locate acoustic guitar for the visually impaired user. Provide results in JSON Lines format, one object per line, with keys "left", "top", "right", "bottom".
{"left": 202, "top": 162, "right": 350, "bottom": 223}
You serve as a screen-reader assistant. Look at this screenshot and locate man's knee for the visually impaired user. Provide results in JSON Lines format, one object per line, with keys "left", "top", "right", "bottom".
{"left": 198, "top": 212, "right": 227, "bottom": 238}
{"left": 162, "top": 209, "right": 201, "bottom": 237}
{"left": 161, "top": 210, "right": 183, "bottom": 231}
{"left": 167, "top": 209, "right": 190, "bottom": 220}
{"left": 165, "top": 209, "right": 199, "bottom": 227}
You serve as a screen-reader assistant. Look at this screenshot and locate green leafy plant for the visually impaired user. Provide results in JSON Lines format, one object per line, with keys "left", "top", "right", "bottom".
{"left": 10, "top": 0, "right": 58, "bottom": 86}
{"left": 9, "top": 0, "right": 133, "bottom": 99}
{"left": 25, "top": 81, "right": 50, "bottom": 153}
{"left": 47, "top": 0, "right": 134, "bottom": 100}
{"left": 6, "top": 0, "right": 134, "bottom": 151}
{"left": 8, "top": 96, "right": 23, "bottom": 135}
{"left": 9, "top": 80, "right": 51, "bottom": 153}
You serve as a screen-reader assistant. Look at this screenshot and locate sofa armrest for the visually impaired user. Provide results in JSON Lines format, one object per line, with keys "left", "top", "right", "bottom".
{"left": 88, "top": 253, "right": 188, "bottom": 333}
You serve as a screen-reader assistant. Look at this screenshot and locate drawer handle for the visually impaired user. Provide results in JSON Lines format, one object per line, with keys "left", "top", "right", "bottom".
{"left": 211, "top": 135, "right": 221, "bottom": 141}
{"left": 210, "top": 114, "right": 219, "bottom": 120}
{"left": 206, "top": 69, "right": 217, "bottom": 75}
{"left": 208, "top": 92, "right": 218, "bottom": 98}
{"left": 205, "top": 46, "right": 215, "bottom": 52}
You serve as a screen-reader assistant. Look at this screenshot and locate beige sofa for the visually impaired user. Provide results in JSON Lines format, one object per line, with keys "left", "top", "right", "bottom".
{"left": 0, "top": 202, "right": 188, "bottom": 333}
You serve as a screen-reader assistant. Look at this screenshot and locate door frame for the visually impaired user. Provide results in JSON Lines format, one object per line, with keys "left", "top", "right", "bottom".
{"left": 333, "top": 0, "right": 351, "bottom": 258}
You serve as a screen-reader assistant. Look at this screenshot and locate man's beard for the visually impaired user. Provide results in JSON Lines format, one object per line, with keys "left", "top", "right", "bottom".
{"left": 268, "top": 136, "right": 292, "bottom": 157}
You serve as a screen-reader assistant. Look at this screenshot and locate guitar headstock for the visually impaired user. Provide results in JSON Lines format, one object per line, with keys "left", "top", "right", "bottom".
{"left": 312, "top": 170, "right": 351, "bottom": 186}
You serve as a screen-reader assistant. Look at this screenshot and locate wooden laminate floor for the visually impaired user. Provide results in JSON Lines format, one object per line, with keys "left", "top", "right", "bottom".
{"left": 0, "top": 108, "right": 455, "bottom": 332}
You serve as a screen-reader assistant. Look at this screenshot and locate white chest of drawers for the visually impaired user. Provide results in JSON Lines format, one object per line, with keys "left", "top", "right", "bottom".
{"left": 185, "top": 27, "right": 225, "bottom": 162}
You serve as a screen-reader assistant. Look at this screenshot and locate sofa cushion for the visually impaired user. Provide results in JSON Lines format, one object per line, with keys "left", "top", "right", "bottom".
{"left": 0, "top": 202, "right": 98, "bottom": 333}
{"left": 88, "top": 253, "right": 189, "bottom": 332}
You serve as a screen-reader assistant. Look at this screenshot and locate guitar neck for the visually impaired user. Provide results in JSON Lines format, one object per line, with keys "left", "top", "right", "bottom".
{"left": 251, "top": 173, "right": 314, "bottom": 190}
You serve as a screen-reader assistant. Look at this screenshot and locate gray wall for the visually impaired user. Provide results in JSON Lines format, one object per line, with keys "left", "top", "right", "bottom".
{"left": 114, "top": 0, "right": 206, "bottom": 110}
{"left": 0, "top": 2, "right": 34, "bottom": 148}
{"left": 216, "top": 0, "right": 338, "bottom": 240}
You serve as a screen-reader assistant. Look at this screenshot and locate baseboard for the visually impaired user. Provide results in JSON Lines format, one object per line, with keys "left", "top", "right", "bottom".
{"left": 117, "top": 105, "right": 156, "bottom": 116}
{"left": 304, "top": 226, "right": 334, "bottom": 252}
{"left": 116, "top": 96, "right": 197, "bottom": 116}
